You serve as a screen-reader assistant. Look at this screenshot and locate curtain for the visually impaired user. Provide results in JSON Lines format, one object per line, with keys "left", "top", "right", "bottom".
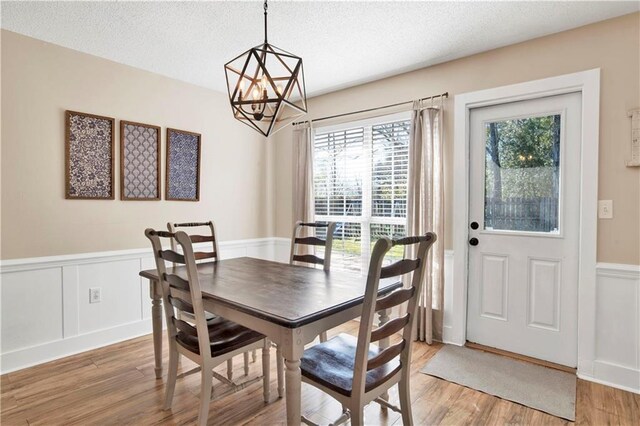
{"left": 292, "top": 123, "right": 315, "bottom": 229}
{"left": 407, "top": 102, "right": 445, "bottom": 344}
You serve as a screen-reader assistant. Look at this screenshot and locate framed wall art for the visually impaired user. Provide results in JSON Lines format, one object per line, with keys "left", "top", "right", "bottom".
{"left": 165, "top": 128, "right": 201, "bottom": 201}
{"left": 120, "top": 120, "right": 161, "bottom": 201}
{"left": 65, "top": 110, "right": 115, "bottom": 199}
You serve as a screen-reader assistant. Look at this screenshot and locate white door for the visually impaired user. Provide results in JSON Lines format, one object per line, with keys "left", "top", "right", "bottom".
{"left": 466, "top": 92, "right": 581, "bottom": 367}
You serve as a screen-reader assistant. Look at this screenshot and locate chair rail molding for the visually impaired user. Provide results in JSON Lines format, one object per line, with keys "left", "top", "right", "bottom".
{"left": 0, "top": 237, "right": 290, "bottom": 374}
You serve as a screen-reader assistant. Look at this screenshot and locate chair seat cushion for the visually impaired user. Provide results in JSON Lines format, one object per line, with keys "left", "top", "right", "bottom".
{"left": 300, "top": 333, "right": 401, "bottom": 397}
{"left": 176, "top": 317, "right": 263, "bottom": 357}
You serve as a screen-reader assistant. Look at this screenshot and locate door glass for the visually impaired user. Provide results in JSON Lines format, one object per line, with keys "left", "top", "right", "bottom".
{"left": 484, "top": 114, "right": 561, "bottom": 233}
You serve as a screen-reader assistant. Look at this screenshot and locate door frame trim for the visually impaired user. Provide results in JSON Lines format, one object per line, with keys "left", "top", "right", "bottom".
{"left": 450, "top": 69, "right": 600, "bottom": 374}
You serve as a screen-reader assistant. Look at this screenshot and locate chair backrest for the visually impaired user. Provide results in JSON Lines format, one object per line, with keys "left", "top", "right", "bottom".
{"left": 352, "top": 232, "right": 437, "bottom": 398}
{"left": 145, "top": 228, "right": 211, "bottom": 357}
{"left": 167, "top": 221, "right": 219, "bottom": 262}
{"left": 289, "top": 221, "right": 336, "bottom": 272}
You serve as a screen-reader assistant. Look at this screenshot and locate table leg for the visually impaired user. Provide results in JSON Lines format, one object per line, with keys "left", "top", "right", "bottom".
{"left": 283, "top": 329, "right": 304, "bottom": 425}
{"left": 378, "top": 309, "right": 390, "bottom": 402}
{"left": 284, "top": 358, "right": 302, "bottom": 425}
{"left": 150, "top": 279, "right": 163, "bottom": 379}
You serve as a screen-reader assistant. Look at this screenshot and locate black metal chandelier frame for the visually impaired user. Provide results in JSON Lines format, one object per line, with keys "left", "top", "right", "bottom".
{"left": 224, "top": 0, "right": 307, "bottom": 137}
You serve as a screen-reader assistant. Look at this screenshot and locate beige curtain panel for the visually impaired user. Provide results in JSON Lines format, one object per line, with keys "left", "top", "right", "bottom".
{"left": 407, "top": 103, "right": 445, "bottom": 344}
{"left": 292, "top": 123, "right": 315, "bottom": 227}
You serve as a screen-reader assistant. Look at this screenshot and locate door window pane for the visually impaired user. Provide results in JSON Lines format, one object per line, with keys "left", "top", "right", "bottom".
{"left": 484, "top": 115, "right": 560, "bottom": 233}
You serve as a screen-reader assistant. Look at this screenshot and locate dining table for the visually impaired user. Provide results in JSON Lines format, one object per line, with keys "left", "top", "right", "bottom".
{"left": 139, "top": 256, "right": 402, "bottom": 425}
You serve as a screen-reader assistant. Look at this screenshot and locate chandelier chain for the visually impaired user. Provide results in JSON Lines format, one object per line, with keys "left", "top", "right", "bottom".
{"left": 263, "top": 0, "right": 268, "bottom": 43}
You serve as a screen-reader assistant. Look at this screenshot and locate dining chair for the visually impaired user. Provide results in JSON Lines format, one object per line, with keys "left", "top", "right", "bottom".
{"left": 299, "top": 232, "right": 437, "bottom": 426}
{"left": 289, "top": 220, "right": 336, "bottom": 343}
{"left": 269, "top": 221, "right": 338, "bottom": 399}
{"left": 167, "top": 221, "right": 253, "bottom": 380}
{"left": 167, "top": 221, "right": 219, "bottom": 264}
{"left": 289, "top": 221, "right": 337, "bottom": 273}
{"left": 145, "top": 228, "right": 273, "bottom": 426}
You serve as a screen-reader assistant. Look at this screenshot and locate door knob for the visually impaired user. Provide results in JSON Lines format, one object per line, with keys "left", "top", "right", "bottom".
{"left": 470, "top": 221, "right": 479, "bottom": 230}
{"left": 469, "top": 237, "right": 479, "bottom": 246}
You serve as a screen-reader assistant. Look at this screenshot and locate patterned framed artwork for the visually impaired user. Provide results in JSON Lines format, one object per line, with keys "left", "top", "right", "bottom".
{"left": 165, "top": 128, "right": 201, "bottom": 201}
{"left": 65, "top": 110, "right": 115, "bottom": 199}
{"left": 120, "top": 120, "right": 161, "bottom": 201}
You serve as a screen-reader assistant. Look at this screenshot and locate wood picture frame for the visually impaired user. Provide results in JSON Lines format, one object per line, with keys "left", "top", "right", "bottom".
{"left": 120, "top": 120, "right": 161, "bottom": 201}
{"left": 65, "top": 110, "right": 115, "bottom": 200}
{"left": 165, "top": 128, "right": 201, "bottom": 202}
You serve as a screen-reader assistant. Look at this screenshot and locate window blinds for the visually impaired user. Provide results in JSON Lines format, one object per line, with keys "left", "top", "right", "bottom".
{"left": 313, "top": 116, "right": 411, "bottom": 273}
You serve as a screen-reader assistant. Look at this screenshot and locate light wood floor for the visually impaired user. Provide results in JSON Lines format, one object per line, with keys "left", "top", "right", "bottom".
{"left": 1, "top": 321, "right": 638, "bottom": 425}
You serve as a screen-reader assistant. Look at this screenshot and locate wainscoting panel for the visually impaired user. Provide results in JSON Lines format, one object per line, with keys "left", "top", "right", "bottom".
{"left": 580, "top": 263, "right": 640, "bottom": 393}
{"left": 0, "top": 238, "right": 288, "bottom": 374}
{"left": 77, "top": 259, "right": 142, "bottom": 335}
{"left": 1, "top": 267, "right": 64, "bottom": 354}
{"left": 442, "top": 250, "right": 456, "bottom": 338}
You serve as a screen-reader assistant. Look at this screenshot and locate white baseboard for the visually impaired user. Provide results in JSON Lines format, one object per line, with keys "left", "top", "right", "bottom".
{"left": 0, "top": 237, "right": 289, "bottom": 374}
{"left": 578, "top": 365, "right": 640, "bottom": 395}
{"left": 1, "top": 319, "right": 153, "bottom": 374}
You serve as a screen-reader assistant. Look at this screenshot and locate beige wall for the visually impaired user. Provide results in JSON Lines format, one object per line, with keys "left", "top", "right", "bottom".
{"left": 273, "top": 13, "right": 640, "bottom": 265}
{"left": 1, "top": 30, "right": 274, "bottom": 259}
{"left": 2, "top": 13, "right": 639, "bottom": 263}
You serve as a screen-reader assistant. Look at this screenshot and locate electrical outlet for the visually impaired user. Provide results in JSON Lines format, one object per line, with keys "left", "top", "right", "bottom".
{"left": 598, "top": 200, "right": 613, "bottom": 219}
{"left": 89, "top": 287, "right": 101, "bottom": 303}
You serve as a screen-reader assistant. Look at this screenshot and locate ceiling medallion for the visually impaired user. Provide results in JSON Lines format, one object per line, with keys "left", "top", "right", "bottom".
{"left": 224, "top": 0, "right": 308, "bottom": 137}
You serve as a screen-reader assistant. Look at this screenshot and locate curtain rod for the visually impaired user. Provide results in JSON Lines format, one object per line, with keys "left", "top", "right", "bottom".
{"left": 292, "top": 91, "right": 448, "bottom": 127}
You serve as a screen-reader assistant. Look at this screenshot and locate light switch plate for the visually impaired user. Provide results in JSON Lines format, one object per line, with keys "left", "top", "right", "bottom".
{"left": 598, "top": 200, "right": 613, "bottom": 219}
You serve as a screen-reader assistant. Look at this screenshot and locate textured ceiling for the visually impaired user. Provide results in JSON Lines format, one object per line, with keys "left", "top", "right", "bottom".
{"left": 2, "top": 1, "right": 638, "bottom": 96}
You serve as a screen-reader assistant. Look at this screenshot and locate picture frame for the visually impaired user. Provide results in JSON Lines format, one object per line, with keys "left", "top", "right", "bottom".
{"left": 120, "top": 120, "right": 161, "bottom": 201}
{"left": 65, "top": 110, "right": 115, "bottom": 199}
{"left": 165, "top": 128, "right": 201, "bottom": 201}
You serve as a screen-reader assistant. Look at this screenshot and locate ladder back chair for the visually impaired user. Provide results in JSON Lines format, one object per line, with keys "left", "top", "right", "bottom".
{"left": 273, "top": 221, "right": 338, "bottom": 399}
{"left": 167, "top": 221, "right": 219, "bottom": 263}
{"left": 145, "top": 229, "right": 273, "bottom": 426}
{"left": 167, "top": 221, "right": 253, "bottom": 379}
{"left": 289, "top": 221, "right": 337, "bottom": 272}
{"left": 289, "top": 220, "right": 336, "bottom": 344}
{"left": 299, "top": 232, "right": 437, "bottom": 426}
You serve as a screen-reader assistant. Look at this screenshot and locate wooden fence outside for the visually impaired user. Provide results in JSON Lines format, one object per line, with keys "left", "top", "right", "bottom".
{"left": 484, "top": 197, "right": 559, "bottom": 232}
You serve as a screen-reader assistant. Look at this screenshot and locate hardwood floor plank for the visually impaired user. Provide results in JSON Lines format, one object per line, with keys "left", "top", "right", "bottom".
{"left": 0, "top": 374, "right": 18, "bottom": 413}
{"left": 1, "top": 321, "right": 637, "bottom": 426}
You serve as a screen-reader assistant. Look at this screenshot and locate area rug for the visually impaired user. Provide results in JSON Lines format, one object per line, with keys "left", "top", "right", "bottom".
{"left": 420, "top": 345, "right": 576, "bottom": 421}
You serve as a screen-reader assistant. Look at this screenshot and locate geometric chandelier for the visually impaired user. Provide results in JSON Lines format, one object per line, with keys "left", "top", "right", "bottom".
{"left": 224, "top": 0, "right": 308, "bottom": 137}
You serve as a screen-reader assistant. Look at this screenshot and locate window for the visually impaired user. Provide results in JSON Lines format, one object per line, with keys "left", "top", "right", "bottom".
{"left": 313, "top": 113, "right": 411, "bottom": 273}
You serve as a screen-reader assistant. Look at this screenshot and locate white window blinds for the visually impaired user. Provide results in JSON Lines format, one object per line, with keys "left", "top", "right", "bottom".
{"left": 313, "top": 114, "right": 411, "bottom": 273}
{"left": 372, "top": 120, "right": 410, "bottom": 219}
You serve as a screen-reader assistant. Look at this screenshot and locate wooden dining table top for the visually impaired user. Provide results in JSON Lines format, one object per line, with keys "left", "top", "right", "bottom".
{"left": 140, "top": 257, "right": 402, "bottom": 328}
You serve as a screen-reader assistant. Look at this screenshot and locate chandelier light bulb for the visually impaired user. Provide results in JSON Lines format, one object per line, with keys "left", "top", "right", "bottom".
{"left": 239, "top": 80, "right": 245, "bottom": 99}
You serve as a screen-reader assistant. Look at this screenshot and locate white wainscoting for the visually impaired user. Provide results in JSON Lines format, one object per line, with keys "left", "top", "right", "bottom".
{"left": 577, "top": 263, "right": 640, "bottom": 393}
{"left": 0, "top": 238, "right": 290, "bottom": 374}
{"left": 2, "top": 242, "right": 638, "bottom": 394}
